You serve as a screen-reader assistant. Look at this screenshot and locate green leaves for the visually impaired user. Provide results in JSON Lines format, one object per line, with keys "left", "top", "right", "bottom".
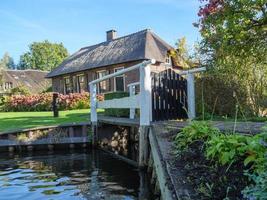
{"left": 175, "top": 121, "right": 267, "bottom": 171}
{"left": 18, "top": 40, "right": 69, "bottom": 71}
{"left": 174, "top": 121, "right": 220, "bottom": 153}
{"left": 197, "top": 0, "right": 267, "bottom": 117}
{"left": 175, "top": 121, "right": 267, "bottom": 199}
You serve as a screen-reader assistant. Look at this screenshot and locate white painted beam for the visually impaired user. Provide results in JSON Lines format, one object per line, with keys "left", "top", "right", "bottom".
{"left": 97, "top": 94, "right": 140, "bottom": 109}
{"left": 129, "top": 85, "right": 136, "bottom": 119}
{"left": 90, "top": 59, "right": 156, "bottom": 85}
{"left": 178, "top": 67, "right": 206, "bottom": 75}
{"left": 140, "top": 63, "right": 152, "bottom": 125}
{"left": 187, "top": 73, "right": 195, "bottom": 120}
{"left": 89, "top": 83, "right": 97, "bottom": 123}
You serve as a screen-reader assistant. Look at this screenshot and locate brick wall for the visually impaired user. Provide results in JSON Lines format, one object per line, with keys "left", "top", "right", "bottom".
{"left": 51, "top": 60, "right": 168, "bottom": 94}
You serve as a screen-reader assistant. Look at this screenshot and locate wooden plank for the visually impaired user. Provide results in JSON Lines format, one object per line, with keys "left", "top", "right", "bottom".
{"left": 172, "top": 70, "right": 176, "bottom": 119}
{"left": 148, "top": 128, "right": 175, "bottom": 200}
{"left": 129, "top": 84, "right": 136, "bottom": 119}
{"left": 155, "top": 75, "right": 160, "bottom": 121}
{"left": 0, "top": 122, "right": 90, "bottom": 135}
{"left": 0, "top": 137, "right": 90, "bottom": 146}
{"left": 98, "top": 115, "right": 139, "bottom": 126}
{"left": 97, "top": 94, "right": 140, "bottom": 109}
{"left": 174, "top": 73, "right": 179, "bottom": 119}
{"left": 139, "top": 125, "right": 149, "bottom": 167}
{"left": 152, "top": 74, "right": 156, "bottom": 121}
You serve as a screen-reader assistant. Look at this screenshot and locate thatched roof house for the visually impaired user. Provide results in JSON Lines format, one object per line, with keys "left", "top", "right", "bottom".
{"left": 47, "top": 29, "right": 176, "bottom": 94}
{"left": 0, "top": 69, "right": 51, "bottom": 94}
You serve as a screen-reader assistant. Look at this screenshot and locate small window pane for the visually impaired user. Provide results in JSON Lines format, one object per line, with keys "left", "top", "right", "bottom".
{"left": 114, "top": 67, "right": 124, "bottom": 91}
{"left": 115, "top": 76, "right": 124, "bottom": 91}
{"left": 97, "top": 71, "right": 109, "bottom": 93}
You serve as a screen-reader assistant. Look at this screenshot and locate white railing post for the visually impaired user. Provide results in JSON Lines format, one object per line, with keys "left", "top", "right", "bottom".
{"left": 90, "top": 83, "right": 97, "bottom": 123}
{"left": 139, "top": 63, "right": 152, "bottom": 125}
{"left": 139, "top": 60, "right": 154, "bottom": 167}
{"left": 129, "top": 85, "right": 136, "bottom": 119}
{"left": 187, "top": 73, "right": 196, "bottom": 120}
{"left": 89, "top": 83, "right": 98, "bottom": 145}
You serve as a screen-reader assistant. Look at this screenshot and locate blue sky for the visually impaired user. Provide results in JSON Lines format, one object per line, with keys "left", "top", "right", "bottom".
{"left": 0, "top": 0, "right": 201, "bottom": 63}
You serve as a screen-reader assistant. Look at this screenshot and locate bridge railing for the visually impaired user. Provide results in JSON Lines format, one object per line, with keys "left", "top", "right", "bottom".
{"left": 89, "top": 59, "right": 156, "bottom": 126}
{"left": 89, "top": 59, "right": 206, "bottom": 126}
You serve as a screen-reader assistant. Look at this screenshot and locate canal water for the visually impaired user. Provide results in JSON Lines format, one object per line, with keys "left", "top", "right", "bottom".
{"left": 0, "top": 150, "right": 145, "bottom": 200}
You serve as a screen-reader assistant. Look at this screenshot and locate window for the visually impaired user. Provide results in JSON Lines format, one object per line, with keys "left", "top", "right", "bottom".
{"left": 114, "top": 67, "right": 125, "bottom": 92}
{"left": 77, "top": 75, "right": 85, "bottom": 93}
{"left": 97, "top": 70, "right": 109, "bottom": 93}
{"left": 64, "top": 77, "right": 71, "bottom": 94}
{"left": 4, "top": 82, "right": 13, "bottom": 91}
{"left": 166, "top": 56, "right": 171, "bottom": 64}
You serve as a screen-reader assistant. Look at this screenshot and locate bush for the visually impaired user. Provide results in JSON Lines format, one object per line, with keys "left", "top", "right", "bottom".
{"left": 104, "top": 92, "right": 130, "bottom": 117}
{"left": 242, "top": 170, "right": 267, "bottom": 200}
{"left": 2, "top": 92, "right": 103, "bottom": 112}
{"left": 195, "top": 74, "right": 252, "bottom": 118}
{"left": 175, "top": 121, "right": 267, "bottom": 199}
{"left": 206, "top": 133, "right": 266, "bottom": 171}
{"left": 174, "top": 121, "right": 220, "bottom": 153}
{"left": 10, "top": 86, "right": 30, "bottom": 95}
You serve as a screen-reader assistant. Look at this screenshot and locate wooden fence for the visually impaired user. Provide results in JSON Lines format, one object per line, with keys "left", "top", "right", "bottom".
{"left": 151, "top": 69, "right": 187, "bottom": 121}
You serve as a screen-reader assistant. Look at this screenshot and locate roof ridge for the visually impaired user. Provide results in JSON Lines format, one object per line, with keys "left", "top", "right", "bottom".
{"left": 80, "top": 29, "right": 151, "bottom": 50}
{"left": 5, "top": 69, "right": 49, "bottom": 73}
{"left": 149, "top": 31, "right": 174, "bottom": 50}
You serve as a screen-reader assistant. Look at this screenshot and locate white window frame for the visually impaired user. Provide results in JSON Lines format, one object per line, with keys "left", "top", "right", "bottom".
{"left": 114, "top": 67, "right": 125, "bottom": 92}
{"left": 165, "top": 55, "right": 172, "bottom": 65}
{"left": 96, "top": 70, "right": 108, "bottom": 93}
{"left": 76, "top": 73, "right": 85, "bottom": 93}
{"left": 63, "top": 76, "right": 70, "bottom": 94}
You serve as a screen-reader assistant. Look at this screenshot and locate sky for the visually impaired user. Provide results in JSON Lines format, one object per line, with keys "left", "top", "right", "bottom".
{"left": 0, "top": 0, "right": 201, "bottom": 63}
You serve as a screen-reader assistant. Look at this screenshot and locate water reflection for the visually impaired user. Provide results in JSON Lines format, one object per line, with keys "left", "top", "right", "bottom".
{"left": 0, "top": 150, "right": 141, "bottom": 200}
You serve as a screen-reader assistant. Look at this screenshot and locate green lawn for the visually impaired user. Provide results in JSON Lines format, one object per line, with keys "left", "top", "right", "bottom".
{"left": 0, "top": 109, "right": 90, "bottom": 133}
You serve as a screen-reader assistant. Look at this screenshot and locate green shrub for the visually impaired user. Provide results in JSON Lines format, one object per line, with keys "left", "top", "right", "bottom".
{"left": 242, "top": 170, "right": 267, "bottom": 200}
{"left": 174, "top": 121, "right": 267, "bottom": 199}
{"left": 195, "top": 74, "right": 252, "bottom": 118}
{"left": 175, "top": 121, "right": 220, "bottom": 153}
{"left": 10, "top": 86, "right": 30, "bottom": 95}
{"left": 206, "top": 132, "right": 267, "bottom": 172}
{"left": 104, "top": 92, "right": 129, "bottom": 117}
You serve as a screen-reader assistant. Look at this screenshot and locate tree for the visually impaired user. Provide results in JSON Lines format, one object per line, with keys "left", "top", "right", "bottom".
{"left": 0, "top": 52, "right": 15, "bottom": 69}
{"left": 18, "top": 40, "right": 69, "bottom": 71}
{"left": 196, "top": 0, "right": 267, "bottom": 116}
{"left": 170, "top": 37, "right": 200, "bottom": 69}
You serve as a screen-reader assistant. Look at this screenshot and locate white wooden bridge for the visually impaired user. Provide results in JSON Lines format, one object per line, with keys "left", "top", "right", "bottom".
{"left": 89, "top": 59, "right": 206, "bottom": 167}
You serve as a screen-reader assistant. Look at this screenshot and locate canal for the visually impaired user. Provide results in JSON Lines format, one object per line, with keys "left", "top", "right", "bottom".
{"left": 0, "top": 150, "right": 147, "bottom": 200}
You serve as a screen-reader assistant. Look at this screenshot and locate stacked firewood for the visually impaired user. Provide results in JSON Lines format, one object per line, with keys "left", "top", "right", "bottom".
{"left": 100, "top": 127, "right": 129, "bottom": 155}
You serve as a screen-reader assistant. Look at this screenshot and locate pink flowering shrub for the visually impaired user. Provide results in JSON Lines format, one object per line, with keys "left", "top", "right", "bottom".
{"left": 3, "top": 92, "right": 103, "bottom": 112}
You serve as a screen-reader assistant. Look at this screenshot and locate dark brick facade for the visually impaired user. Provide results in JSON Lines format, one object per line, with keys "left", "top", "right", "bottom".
{"left": 51, "top": 60, "right": 167, "bottom": 94}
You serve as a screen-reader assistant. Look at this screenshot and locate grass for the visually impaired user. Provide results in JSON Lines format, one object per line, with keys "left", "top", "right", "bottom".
{"left": 0, "top": 109, "right": 90, "bottom": 133}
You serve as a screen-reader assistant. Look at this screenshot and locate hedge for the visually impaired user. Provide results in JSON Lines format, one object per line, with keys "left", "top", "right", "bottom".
{"left": 2, "top": 92, "right": 103, "bottom": 112}
{"left": 104, "top": 91, "right": 130, "bottom": 117}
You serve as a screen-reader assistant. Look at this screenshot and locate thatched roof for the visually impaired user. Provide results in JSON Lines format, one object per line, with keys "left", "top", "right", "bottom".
{"left": 46, "top": 29, "right": 174, "bottom": 78}
{"left": 1, "top": 69, "right": 51, "bottom": 93}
